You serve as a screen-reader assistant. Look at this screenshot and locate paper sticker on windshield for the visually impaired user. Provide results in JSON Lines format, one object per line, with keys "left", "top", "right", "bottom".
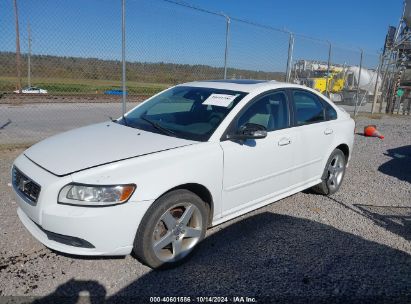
{"left": 202, "top": 94, "right": 237, "bottom": 107}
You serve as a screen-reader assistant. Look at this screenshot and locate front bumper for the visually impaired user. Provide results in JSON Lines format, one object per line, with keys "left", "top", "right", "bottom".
{"left": 15, "top": 193, "right": 153, "bottom": 256}
{"left": 12, "top": 154, "right": 154, "bottom": 256}
{"left": 16, "top": 204, "right": 153, "bottom": 256}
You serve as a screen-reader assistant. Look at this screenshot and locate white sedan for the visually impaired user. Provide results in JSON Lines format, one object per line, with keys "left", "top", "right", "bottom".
{"left": 11, "top": 80, "right": 354, "bottom": 268}
{"left": 14, "top": 86, "right": 48, "bottom": 94}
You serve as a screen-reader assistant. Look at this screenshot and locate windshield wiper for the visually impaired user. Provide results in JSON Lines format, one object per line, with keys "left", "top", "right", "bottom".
{"left": 140, "top": 116, "right": 176, "bottom": 136}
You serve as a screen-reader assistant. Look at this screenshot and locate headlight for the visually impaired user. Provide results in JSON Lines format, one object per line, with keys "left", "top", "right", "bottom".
{"left": 58, "top": 183, "right": 136, "bottom": 206}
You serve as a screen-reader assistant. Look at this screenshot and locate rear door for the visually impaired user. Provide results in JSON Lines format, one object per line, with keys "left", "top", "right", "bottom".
{"left": 289, "top": 89, "right": 335, "bottom": 184}
{"left": 220, "top": 90, "right": 298, "bottom": 215}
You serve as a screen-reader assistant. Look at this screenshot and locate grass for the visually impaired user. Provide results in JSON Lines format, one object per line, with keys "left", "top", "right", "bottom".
{"left": 0, "top": 76, "right": 170, "bottom": 96}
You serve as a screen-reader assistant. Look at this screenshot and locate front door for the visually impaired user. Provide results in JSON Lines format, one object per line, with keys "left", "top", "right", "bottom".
{"left": 220, "top": 91, "right": 297, "bottom": 216}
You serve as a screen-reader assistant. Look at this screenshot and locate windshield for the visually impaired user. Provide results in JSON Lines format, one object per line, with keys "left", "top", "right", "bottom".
{"left": 311, "top": 71, "right": 337, "bottom": 78}
{"left": 311, "top": 71, "right": 329, "bottom": 78}
{"left": 117, "top": 86, "right": 247, "bottom": 141}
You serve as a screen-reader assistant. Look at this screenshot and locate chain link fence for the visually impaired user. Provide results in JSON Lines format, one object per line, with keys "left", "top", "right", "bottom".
{"left": 290, "top": 36, "right": 381, "bottom": 115}
{"left": 0, "top": 0, "right": 381, "bottom": 144}
{"left": 227, "top": 19, "right": 289, "bottom": 81}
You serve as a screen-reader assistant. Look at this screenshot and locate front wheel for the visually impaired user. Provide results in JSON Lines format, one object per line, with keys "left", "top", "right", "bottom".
{"left": 312, "top": 149, "right": 347, "bottom": 195}
{"left": 133, "top": 189, "right": 208, "bottom": 269}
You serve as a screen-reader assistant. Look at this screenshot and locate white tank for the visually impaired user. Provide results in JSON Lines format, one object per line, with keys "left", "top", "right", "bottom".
{"left": 346, "top": 66, "right": 381, "bottom": 94}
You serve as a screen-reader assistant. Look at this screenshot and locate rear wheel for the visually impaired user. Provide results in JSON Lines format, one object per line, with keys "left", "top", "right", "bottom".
{"left": 133, "top": 189, "right": 208, "bottom": 269}
{"left": 312, "top": 149, "right": 346, "bottom": 195}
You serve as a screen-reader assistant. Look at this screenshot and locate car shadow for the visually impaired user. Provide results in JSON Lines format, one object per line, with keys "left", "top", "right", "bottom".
{"left": 33, "top": 279, "right": 106, "bottom": 304}
{"left": 34, "top": 212, "right": 411, "bottom": 303}
{"left": 378, "top": 145, "right": 411, "bottom": 183}
{"left": 354, "top": 204, "right": 411, "bottom": 242}
{"left": 306, "top": 190, "right": 411, "bottom": 243}
{"left": 47, "top": 249, "right": 126, "bottom": 261}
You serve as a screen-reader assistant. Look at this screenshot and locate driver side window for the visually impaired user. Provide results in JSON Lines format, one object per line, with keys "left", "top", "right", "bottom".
{"left": 237, "top": 91, "right": 289, "bottom": 132}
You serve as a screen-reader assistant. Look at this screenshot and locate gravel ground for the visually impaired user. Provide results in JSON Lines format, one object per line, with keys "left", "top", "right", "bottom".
{"left": 0, "top": 115, "right": 410, "bottom": 303}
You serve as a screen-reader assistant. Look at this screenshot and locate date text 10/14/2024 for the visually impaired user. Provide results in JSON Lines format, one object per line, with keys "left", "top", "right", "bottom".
{"left": 149, "top": 296, "right": 257, "bottom": 303}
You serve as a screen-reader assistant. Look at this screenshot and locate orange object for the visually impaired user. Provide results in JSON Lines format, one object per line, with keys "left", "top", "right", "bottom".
{"left": 364, "top": 125, "right": 384, "bottom": 140}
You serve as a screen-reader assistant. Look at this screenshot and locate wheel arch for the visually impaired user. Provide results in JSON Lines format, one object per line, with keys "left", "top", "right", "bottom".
{"left": 335, "top": 143, "right": 350, "bottom": 161}
{"left": 320, "top": 142, "right": 350, "bottom": 180}
{"left": 161, "top": 183, "right": 214, "bottom": 227}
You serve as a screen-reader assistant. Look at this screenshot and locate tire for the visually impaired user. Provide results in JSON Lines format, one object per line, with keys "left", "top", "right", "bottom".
{"left": 312, "top": 148, "right": 347, "bottom": 195}
{"left": 133, "top": 189, "right": 208, "bottom": 269}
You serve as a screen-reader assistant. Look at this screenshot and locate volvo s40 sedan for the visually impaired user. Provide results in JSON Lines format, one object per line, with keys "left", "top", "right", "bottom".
{"left": 11, "top": 80, "right": 354, "bottom": 268}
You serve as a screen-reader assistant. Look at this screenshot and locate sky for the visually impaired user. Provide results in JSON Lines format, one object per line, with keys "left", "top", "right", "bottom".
{"left": 184, "top": 0, "right": 402, "bottom": 53}
{"left": 0, "top": 0, "right": 403, "bottom": 72}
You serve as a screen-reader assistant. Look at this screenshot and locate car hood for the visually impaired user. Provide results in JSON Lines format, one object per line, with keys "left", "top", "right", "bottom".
{"left": 24, "top": 122, "right": 198, "bottom": 176}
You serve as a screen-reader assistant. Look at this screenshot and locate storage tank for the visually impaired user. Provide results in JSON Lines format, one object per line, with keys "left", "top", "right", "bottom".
{"left": 346, "top": 66, "right": 381, "bottom": 94}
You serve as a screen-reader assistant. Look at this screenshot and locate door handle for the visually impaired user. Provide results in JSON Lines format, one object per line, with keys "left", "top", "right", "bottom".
{"left": 324, "top": 128, "right": 333, "bottom": 135}
{"left": 278, "top": 138, "right": 291, "bottom": 146}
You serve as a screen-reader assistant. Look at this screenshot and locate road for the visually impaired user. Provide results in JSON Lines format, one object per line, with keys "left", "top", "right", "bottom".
{"left": 0, "top": 102, "right": 140, "bottom": 144}
{"left": 0, "top": 101, "right": 373, "bottom": 145}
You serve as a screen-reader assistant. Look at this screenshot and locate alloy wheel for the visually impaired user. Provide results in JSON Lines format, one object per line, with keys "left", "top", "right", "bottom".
{"left": 327, "top": 153, "right": 345, "bottom": 192}
{"left": 152, "top": 203, "right": 203, "bottom": 263}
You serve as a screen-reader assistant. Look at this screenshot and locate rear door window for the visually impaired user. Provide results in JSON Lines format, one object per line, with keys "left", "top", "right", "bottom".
{"left": 292, "top": 90, "right": 325, "bottom": 125}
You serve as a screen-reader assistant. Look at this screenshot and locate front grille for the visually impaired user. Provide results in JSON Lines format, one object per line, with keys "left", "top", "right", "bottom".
{"left": 12, "top": 166, "right": 41, "bottom": 203}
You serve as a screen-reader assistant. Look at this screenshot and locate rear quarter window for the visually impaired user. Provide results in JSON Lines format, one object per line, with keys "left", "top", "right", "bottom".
{"left": 325, "top": 102, "right": 338, "bottom": 120}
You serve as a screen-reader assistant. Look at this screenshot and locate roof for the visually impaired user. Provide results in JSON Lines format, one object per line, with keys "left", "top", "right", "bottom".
{"left": 206, "top": 79, "right": 270, "bottom": 84}
{"left": 180, "top": 79, "right": 286, "bottom": 93}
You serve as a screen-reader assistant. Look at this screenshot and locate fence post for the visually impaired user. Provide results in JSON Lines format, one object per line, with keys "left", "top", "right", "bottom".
{"left": 13, "top": 0, "right": 22, "bottom": 93}
{"left": 223, "top": 14, "right": 231, "bottom": 80}
{"left": 371, "top": 53, "right": 383, "bottom": 114}
{"left": 27, "top": 21, "right": 32, "bottom": 88}
{"left": 325, "top": 41, "right": 332, "bottom": 96}
{"left": 379, "top": 53, "right": 391, "bottom": 113}
{"left": 354, "top": 49, "right": 363, "bottom": 116}
{"left": 121, "top": 0, "right": 127, "bottom": 116}
{"left": 285, "top": 32, "right": 294, "bottom": 82}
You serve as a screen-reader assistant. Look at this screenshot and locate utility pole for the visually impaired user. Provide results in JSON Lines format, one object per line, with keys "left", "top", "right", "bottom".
{"left": 27, "top": 21, "right": 32, "bottom": 88}
{"left": 371, "top": 54, "right": 383, "bottom": 114}
{"left": 223, "top": 14, "right": 231, "bottom": 80}
{"left": 285, "top": 32, "right": 294, "bottom": 82}
{"left": 13, "top": 0, "right": 22, "bottom": 93}
{"left": 121, "top": 0, "right": 126, "bottom": 116}
{"left": 325, "top": 41, "right": 332, "bottom": 97}
{"left": 354, "top": 49, "right": 364, "bottom": 116}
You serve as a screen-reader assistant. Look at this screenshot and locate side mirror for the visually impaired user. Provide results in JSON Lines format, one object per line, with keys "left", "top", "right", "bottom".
{"left": 227, "top": 123, "right": 267, "bottom": 140}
